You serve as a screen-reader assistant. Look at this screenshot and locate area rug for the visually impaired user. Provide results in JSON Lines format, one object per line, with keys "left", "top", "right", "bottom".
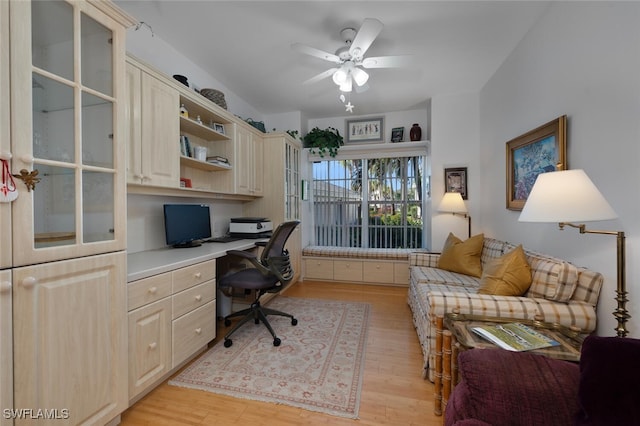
{"left": 169, "top": 297, "right": 370, "bottom": 418}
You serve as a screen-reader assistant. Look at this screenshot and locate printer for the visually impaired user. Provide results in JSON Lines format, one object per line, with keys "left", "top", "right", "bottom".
{"left": 229, "top": 217, "right": 273, "bottom": 239}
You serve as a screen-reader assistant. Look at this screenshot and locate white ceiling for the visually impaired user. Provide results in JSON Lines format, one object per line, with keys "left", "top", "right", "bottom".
{"left": 115, "top": 1, "right": 551, "bottom": 119}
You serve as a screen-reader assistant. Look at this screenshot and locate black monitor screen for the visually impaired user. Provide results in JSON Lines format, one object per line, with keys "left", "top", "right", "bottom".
{"left": 163, "top": 204, "right": 212, "bottom": 248}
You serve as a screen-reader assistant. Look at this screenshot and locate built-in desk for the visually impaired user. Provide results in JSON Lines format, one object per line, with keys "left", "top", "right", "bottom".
{"left": 125, "top": 239, "right": 262, "bottom": 404}
{"left": 127, "top": 239, "right": 260, "bottom": 282}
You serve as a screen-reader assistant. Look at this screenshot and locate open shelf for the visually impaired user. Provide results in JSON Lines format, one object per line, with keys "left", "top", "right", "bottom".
{"left": 180, "top": 116, "right": 230, "bottom": 141}
{"left": 180, "top": 155, "right": 232, "bottom": 171}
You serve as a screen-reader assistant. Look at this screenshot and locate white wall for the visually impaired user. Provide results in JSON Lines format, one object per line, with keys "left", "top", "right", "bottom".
{"left": 124, "top": 27, "right": 264, "bottom": 122}
{"left": 430, "top": 92, "right": 480, "bottom": 250}
{"left": 478, "top": 2, "right": 640, "bottom": 337}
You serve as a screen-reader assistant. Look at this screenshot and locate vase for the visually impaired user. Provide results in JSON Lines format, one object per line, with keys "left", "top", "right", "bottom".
{"left": 410, "top": 123, "right": 422, "bottom": 141}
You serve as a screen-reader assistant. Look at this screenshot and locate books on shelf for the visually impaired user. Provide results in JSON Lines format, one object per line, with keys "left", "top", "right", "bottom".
{"left": 471, "top": 322, "right": 560, "bottom": 352}
{"left": 180, "top": 135, "right": 192, "bottom": 157}
{"left": 206, "top": 156, "right": 229, "bottom": 166}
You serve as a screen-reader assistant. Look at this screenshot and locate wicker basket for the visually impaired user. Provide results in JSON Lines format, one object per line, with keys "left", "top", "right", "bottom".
{"left": 200, "top": 88, "right": 227, "bottom": 110}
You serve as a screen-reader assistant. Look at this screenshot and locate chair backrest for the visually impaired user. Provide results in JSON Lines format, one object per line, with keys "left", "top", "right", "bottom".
{"left": 260, "top": 220, "right": 300, "bottom": 285}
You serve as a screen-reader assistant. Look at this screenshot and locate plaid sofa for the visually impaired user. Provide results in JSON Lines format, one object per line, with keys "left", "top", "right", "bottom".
{"left": 407, "top": 237, "right": 604, "bottom": 381}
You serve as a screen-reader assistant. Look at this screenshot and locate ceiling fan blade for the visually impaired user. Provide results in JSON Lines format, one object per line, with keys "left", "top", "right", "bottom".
{"left": 291, "top": 43, "right": 341, "bottom": 64}
{"left": 349, "top": 18, "right": 384, "bottom": 59}
{"left": 303, "top": 68, "right": 339, "bottom": 85}
{"left": 361, "top": 55, "right": 412, "bottom": 69}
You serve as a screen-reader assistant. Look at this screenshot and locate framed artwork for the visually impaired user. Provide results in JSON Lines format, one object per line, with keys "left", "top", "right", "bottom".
{"left": 346, "top": 117, "right": 384, "bottom": 143}
{"left": 214, "top": 123, "right": 225, "bottom": 134}
{"left": 506, "top": 115, "right": 567, "bottom": 210}
{"left": 391, "top": 127, "right": 404, "bottom": 142}
{"left": 444, "top": 167, "right": 468, "bottom": 200}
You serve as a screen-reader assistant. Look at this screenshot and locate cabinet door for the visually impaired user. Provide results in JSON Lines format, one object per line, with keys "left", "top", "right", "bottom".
{"left": 0, "top": 270, "right": 12, "bottom": 426}
{"left": 13, "top": 251, "right": 127, "bottom": 426}
{"left": 128, "top": 297, "right": 172, "bottom": 400}
{"left": 0, "top": 0, "right": 10, "bottom": 269}
{"left": 125, "top": 62, "right": 143, "bottom": 184}
{"left": 9, "top": 0, "right": 127, "bottom": 266}
{"left": 235, "top": 125, "right": 263, "bottom": 196}
{"left": 140, "top": 72, "right": 180, "bottom": 187}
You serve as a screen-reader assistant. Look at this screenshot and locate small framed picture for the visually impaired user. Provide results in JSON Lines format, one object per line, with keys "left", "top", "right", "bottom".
{"left": 444, "top": 167, "right": 468, "bottom": 200}
{"left": 346, "top": 116, "right": 384, "bottom": 143}
{"left": 179, "top": 177, "right": 192, "bottom": 188}
{"left": 214, "top": 123, "right": 225, "bottom": 134}
{"left": 391, "top": 127, "right": 404, "bottom": 142}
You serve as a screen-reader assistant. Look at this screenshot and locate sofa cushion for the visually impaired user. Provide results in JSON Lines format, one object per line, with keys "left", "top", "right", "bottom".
{"left": 526, "top": 256, "right": 578, "bottom": 302}
{"left": 437, "top": 233, "right": 484, "bottom": 278}
{"left": 575, "top": 335, "right": 640, "bottom": 426}
{"left": 411, "top": 267, "right": 481, "bottom": 287}
{"left": 445, "top": 348, "right": 580, "bottom": 426}
{"left": 477, "top": 245, "right": 532, "bottom": 296}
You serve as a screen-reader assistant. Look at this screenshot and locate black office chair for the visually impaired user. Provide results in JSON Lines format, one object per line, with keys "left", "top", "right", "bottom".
{"left": 219, "top": 220, "right": 300, "bottom": 348}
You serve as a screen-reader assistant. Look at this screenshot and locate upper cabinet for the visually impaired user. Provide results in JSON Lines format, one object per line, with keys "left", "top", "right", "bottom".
{"left": 9, "top": 0, "right": 133, "bottom": 266}
{"left": 125, "top": 55, "right": 265, "bottom": 200}
{"left": 0, "top": 0, "right": 11, "bottom": 270}
{"left": 125, "top": 61, "right": 180, "bottom": 188}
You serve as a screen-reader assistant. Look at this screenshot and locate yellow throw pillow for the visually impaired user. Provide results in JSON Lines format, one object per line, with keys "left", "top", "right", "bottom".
{"left": 437, "top": 233, "right": 484, "bottom": 278}
{"left": 478, "top": 245, "right": 532, "bottom": 296}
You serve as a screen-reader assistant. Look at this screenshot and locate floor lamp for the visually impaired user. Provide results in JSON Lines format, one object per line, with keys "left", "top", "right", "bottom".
{"left": 518, "top": 169, "right": 629, "bottom": 337}
{"left": 438, "top": 192, "right": 471, "bottom": 239}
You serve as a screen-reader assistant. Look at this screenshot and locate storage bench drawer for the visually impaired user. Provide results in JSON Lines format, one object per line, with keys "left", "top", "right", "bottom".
{"left": 304, "top": 258, "right": 334, "bottom": 280}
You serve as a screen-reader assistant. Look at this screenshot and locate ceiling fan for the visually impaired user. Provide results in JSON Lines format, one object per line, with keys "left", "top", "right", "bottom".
{"left": 292, "top": 18, "right": 411, "bottom": 93}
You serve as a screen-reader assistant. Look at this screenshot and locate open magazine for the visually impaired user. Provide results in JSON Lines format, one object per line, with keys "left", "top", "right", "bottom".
{"left": 471, "top": 322, "right": 560, "bottom": 352}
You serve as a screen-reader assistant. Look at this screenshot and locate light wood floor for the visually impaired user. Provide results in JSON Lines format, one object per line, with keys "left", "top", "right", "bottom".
{"left": 120, "top": 281, "right": 443, "bottom": 426}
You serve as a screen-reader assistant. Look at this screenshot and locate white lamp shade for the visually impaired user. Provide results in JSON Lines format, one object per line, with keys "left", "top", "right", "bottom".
{"left": 438, "top": 192, "right": 468, "bottom": 214}
{"left": 518, "top": 169, "right": 617, "bottom": 222}
{"left": 352, "top": 67, "right": 369, "bottom": 86}
{"left": 332, "top": 68, "right": 348, "bottom": 85}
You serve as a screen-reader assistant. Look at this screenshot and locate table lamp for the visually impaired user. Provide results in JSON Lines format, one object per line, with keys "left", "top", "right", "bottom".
{"left": 518, "top": 169, "right": 629, "bottom": 336}
{"left": 438, "top": 192, "right": 471, "bottom": 238}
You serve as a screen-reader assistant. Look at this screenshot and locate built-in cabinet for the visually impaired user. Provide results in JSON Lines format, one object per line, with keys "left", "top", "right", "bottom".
{"left": 5, "top": 1, "right": 134, "bottom": 424}
{"left": 127, "top": 259, "right": 216, "bottom": 403}
{"left": 244, "top": 133, "right": 301, "bottom": 281}
{"left": 304, "top": 257, "right": 410, "bottom": 286}
{"left": 0, "top": 270, "right": 12, "bottom": 426}
{"left": 125, "top": 62, "right": 180, "bottom": 187}
{"left": 125, "top": 55, "right": 262, "bottom": 200}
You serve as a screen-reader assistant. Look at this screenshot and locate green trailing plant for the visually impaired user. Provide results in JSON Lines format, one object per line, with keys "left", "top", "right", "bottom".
{"left": 303, "top": 127, "right": 344, "bottom": 158}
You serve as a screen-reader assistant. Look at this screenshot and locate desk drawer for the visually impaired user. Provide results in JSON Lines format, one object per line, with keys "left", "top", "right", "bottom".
{"left": 173, "top": 259, "right": 216, "bottom": 293}
{"left": 304, "top": 258, "right": 334, "bottom": 280}
{"left": 172, "top": 280, "right": 216, "bottom": 319}
{"left": 172, "top": 301, "right": 216, "bottom": 368}
{"left": 128, "top": 272, "right": 172, "bottom": 311}
{"left": 334, "top": 260, "right": 363, "bottom": 282}
{"left": 363, "top": 261, "right": 394, "bottom": 283}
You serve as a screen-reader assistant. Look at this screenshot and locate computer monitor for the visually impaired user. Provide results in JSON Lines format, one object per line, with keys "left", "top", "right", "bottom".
{"left": 163, "top": 204, "right": 212, "bottom": 248}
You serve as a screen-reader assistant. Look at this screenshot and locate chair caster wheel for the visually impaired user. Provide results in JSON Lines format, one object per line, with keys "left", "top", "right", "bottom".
{"left": 291, "top": 318, "right": 298, "bottom": 326}
{"left": 224, "top": 319, "right": 231, "bottom": 327}
{"left": 273, "top": 338, "right": 281, "bottom": 346}
{"left": 224, "top": 339, "right": 233, "bottom": 348}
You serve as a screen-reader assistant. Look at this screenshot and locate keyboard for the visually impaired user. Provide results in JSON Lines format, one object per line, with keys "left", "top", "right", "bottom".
{"left": 205, "top": 236, "right": 243, "bottom": 243}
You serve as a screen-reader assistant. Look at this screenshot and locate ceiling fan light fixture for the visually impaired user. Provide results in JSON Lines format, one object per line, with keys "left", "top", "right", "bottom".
{"left": 332, "top": 68, "right": 348, "bottom": 85}
{"left": 352, "top": 67, "right": 369, "bottom": 86}
{"left": 340, "top": 78, "right": 352, "bottom": 92}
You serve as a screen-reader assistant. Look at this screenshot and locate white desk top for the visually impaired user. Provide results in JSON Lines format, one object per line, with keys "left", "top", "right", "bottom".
{"left": 127, "top": 239, "right": 261, "bottom": 282}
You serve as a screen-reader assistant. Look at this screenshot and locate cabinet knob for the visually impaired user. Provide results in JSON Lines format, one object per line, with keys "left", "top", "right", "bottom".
{"left": 195, "top": 328, "right": 202, "bottom": 334}
{"left": 0, "top": 281, "right": 11, "bottom": 293}
{"left": 194, "top": 272, "right": 202, "bottom": 279}
{"left": 148, "top": 342, "right": 157, "bottom": 350}
{"left": 195, "top": 295, "right": 202, "bottom": 301}
{"left": 148, "top": 286, "right": 157, "bottom": 294}
{"left": 21, "top": 155, "right": 34, "bottom": 164}
{"left": 21, "top": 276, "right": 38, "bottom": 288}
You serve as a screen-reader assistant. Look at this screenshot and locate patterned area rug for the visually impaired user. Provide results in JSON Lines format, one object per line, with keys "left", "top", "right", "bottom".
{"left": 169, "top": 297, "right": 371, "bottom": 419}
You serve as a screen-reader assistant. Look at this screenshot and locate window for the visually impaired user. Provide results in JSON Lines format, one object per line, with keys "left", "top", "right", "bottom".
{"left": 312, "top": 156, "right": 425, "bottom": 248}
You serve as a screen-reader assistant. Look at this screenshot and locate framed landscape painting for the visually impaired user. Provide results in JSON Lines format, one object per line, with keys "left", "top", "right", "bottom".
{"left": 506, "top": 115, "right": 567, "bottom": 210}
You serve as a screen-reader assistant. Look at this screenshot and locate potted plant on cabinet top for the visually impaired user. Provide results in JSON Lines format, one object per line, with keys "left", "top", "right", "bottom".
{"left": 303, "top": 127, "right": 344, "bottom": 158}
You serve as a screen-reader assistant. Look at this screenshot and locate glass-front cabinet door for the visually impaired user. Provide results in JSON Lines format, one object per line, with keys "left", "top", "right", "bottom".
{"left": 9, "top": 0, "right": 130, "bottom": 266}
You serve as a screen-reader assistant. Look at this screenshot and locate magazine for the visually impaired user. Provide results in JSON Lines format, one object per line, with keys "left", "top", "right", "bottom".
{"left": 471, "top": 322, "right": 560, "bottom": 352}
